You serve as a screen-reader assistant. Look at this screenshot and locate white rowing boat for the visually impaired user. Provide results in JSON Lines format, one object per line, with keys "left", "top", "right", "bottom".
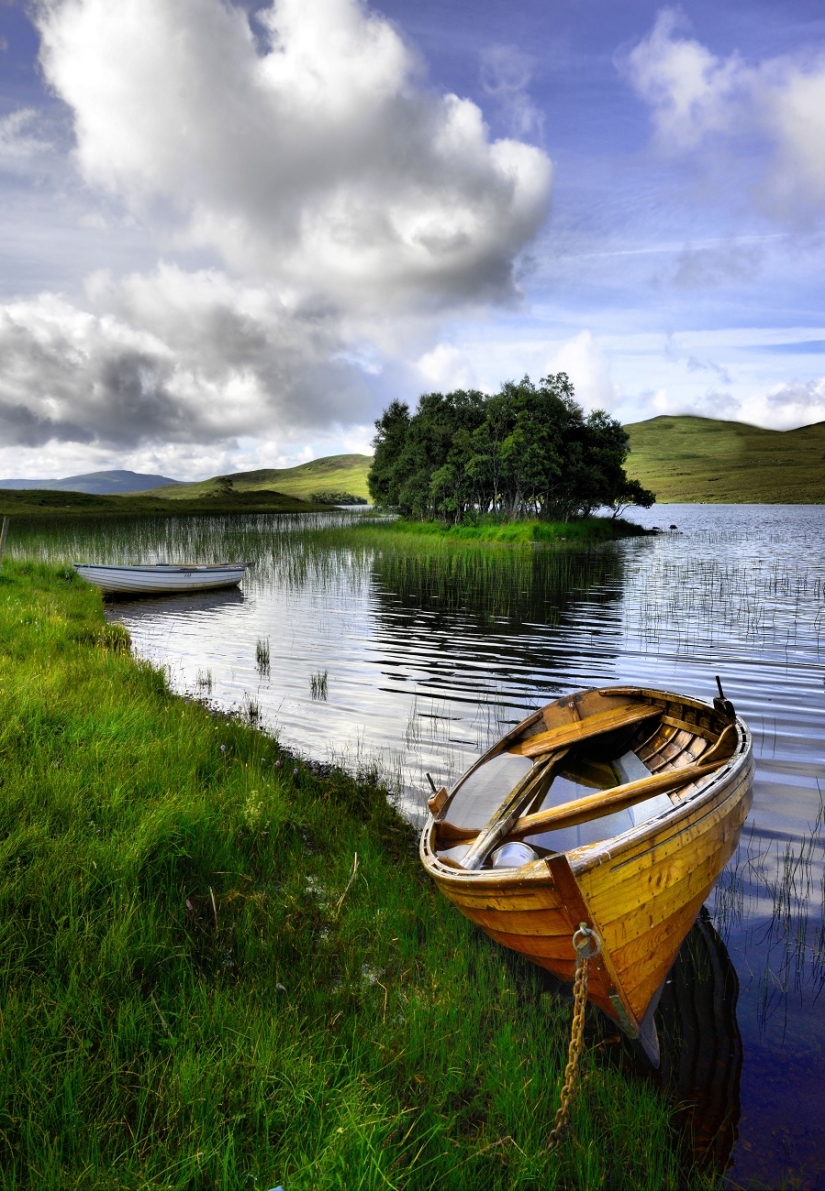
{"left": 73, "top": 562, "right": 249, "bottom": 595}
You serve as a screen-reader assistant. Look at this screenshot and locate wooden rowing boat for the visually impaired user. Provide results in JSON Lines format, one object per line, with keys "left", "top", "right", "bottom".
{"left": 73, "top": 562, "right": 249, "bottom": 595}
{"left": 419, "top": 684, "right": 753, "bottom": 1065}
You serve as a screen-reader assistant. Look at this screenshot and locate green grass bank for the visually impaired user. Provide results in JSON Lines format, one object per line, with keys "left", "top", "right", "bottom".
{"left": 0, "top": 563, "right": 694, "bottom": 1190}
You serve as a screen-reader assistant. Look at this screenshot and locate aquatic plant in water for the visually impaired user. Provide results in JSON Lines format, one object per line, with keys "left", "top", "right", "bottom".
{"left": 256, "top": 636, "right": 271, "bottom": 674}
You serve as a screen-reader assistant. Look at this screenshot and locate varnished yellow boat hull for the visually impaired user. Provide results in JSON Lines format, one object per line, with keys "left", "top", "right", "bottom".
{"left": 419, "top": 686, "right": 753, "bottom": 1057}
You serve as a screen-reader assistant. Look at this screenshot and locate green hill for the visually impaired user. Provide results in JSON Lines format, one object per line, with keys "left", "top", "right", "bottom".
{"left": 625, "top": 416, "right": 825, "bottom": 503}
{"left": 147, "top": 453, "right": 372, "bottom": 503}
{"left": 0, "top": 489, "right": 336, "bottom": 519}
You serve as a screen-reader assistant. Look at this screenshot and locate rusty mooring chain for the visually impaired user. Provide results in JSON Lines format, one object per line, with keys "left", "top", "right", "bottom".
{"left": 546, "top": 922, "right": 601, "bottom": 1151}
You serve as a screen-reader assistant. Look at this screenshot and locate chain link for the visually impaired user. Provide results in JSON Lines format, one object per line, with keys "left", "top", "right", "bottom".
{"left": 546, "top": 922, "right": 600, "bottom": 1150}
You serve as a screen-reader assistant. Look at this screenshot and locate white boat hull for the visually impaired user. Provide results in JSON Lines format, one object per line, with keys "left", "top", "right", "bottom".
{"left": 73, "top": 562, "right": 248, "bottom": 595}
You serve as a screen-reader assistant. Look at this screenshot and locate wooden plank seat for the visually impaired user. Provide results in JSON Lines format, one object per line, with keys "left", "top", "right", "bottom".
{"left": 436, "top": 700, "right": 664, "bottom": 866}
{"left": 508, "top": 702, "right": 663, "bottom": 758}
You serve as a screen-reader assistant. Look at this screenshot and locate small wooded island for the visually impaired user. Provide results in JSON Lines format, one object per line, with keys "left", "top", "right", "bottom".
{"left": 368, "top": 373, "right": 654, "bottom": 527}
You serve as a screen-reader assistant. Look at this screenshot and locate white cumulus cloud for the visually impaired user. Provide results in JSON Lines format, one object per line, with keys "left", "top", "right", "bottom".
{"left": 621, "top": 9, "right": 746, "bottom": 151}
{"left": 36, "top": 0, "right": 551, "bottom": 312}
{"left": 623, "top": 8, "right": 825, "bottom": 214}
{"left": 4, "top": 0, "right": 553, "bottom": 464}
{"left": 415, "top": 343, "right": 477, "bottom": 391}
{"left": 550, "top": 330, "right": 619, "bottom": 413}
{"left": 0, "top": 266, "right": 372, "bottom": 450}
{"left": 761, "top": 378, "right": 825, "bottom": 428}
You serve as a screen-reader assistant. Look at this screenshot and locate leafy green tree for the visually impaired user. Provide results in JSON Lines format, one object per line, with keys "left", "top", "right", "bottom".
{"left": 367, "top": 374, "right": 654, "bottom": 522}
{"left": 429, "top": 426, "right": 478, "bottom": 523}
{"left": 608, "top": 477, "right": 656, "bottom": 519}
{"left": 368, "top": 401, "right": 410, "bottom": 507}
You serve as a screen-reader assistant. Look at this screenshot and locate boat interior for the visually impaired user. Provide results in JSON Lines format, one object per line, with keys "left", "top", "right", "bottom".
{"left": 431, "top": 690, "right": 737, "bottom": 871}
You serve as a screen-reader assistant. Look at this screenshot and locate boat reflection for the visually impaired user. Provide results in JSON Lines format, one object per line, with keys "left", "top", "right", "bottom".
{"left": 108, "top": 586, "right": 245, "bottom": 615}
{"left": 654, "top": 908, "right": 742, "bottom": 1171}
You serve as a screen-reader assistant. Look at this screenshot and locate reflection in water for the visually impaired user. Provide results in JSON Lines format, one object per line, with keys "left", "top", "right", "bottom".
{"left": 656, "top": 909, "right": 742, "bottom": 1173}
{"left": 112, "top": 586, "right": 245, "bottom": 615}
{"left": 714, "top": 814, "right": 825, "bottom": 1033}
{"left": 370, "top": 542, "right": 625, "bottom": 626}
{"left": 367, "top": 543, "right": 626, "bottom": 713}
{"left": 8, "top": 504, "right": 825, "bottom": 1187}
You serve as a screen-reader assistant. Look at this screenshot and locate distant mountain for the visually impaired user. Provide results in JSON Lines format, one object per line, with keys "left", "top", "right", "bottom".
{"left": 625, "top": 415, "right": 825, "bottom": 503}
{"left": 0, "top": 470, "right": 184, "bottom": 495}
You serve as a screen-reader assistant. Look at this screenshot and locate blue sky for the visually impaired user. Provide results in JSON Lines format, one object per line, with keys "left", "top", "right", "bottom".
{"left": 2, "top": 0, "right": 825, "bottom": 479}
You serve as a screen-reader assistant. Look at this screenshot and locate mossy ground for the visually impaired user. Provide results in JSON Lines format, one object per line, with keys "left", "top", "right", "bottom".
{"left": 0, "top": 562, "right": 697, "bottom": 1189}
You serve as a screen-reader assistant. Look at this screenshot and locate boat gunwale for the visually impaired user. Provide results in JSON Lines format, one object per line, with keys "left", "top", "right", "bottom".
{"left": 419, "top": 688, "right": 752, "bottom": 889}
{"left": 73, "top": 563, "right": 249, "bottom": 573}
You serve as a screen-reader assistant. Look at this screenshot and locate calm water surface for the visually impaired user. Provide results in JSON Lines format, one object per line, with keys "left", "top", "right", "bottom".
{"left": 15, "top": 505, "right": 825, "bottom": 1187}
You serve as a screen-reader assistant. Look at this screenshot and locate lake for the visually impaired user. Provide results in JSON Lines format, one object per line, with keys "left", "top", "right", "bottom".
{"left": 13, "top": 504, "right": 825, "bottom": 1187}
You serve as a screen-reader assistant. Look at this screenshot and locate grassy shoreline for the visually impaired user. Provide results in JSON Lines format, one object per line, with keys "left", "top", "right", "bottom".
{"left": 0, "top": 562, "right": 691, "bottom": 1189}
{"left": 375, "top": 516, "right": 649, "bottom": 545}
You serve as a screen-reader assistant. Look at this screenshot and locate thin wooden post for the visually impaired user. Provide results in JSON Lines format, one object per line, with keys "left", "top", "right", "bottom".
{"left": 0, "top": 516, "right": 8, "bottom": 571}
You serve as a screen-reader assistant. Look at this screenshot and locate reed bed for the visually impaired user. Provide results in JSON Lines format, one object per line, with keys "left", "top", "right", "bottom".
{"left": 623, "top": 549, "right": 825, "bottom": 660}
{"left": 1, "top": 511, "right": 634, "bottom": 631}
{"left": 2, "top": 511, "right": 359, "bottom": 567}
{"left": 709, "top": 781, "right": 825, "bottom": 1024}
{"left": 0, "top": 561, "right": 695, "bottom": 1190}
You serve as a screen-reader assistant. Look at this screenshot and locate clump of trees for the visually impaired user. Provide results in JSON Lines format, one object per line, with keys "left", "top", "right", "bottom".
{"left": 368, "top": 374, "right": 654, "bottom": 523}
{"left": 309, "top": 490, "right": 367, "bottom": 505}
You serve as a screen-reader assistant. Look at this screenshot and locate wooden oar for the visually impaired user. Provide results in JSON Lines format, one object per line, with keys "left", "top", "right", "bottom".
{"left": 437, "top": 736, "right": 738, "bottom": 849}
{"left": 508, "top": 702, "right": 662, "bottom": 758}
{"left": 435, "top": 701, "right": 661, "bottom": 854}
{"left": 507, "top": 755, "right": 731, "bottom": 840}
{"left": 459, "top": 751, "right": 567, "bottom": 871}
